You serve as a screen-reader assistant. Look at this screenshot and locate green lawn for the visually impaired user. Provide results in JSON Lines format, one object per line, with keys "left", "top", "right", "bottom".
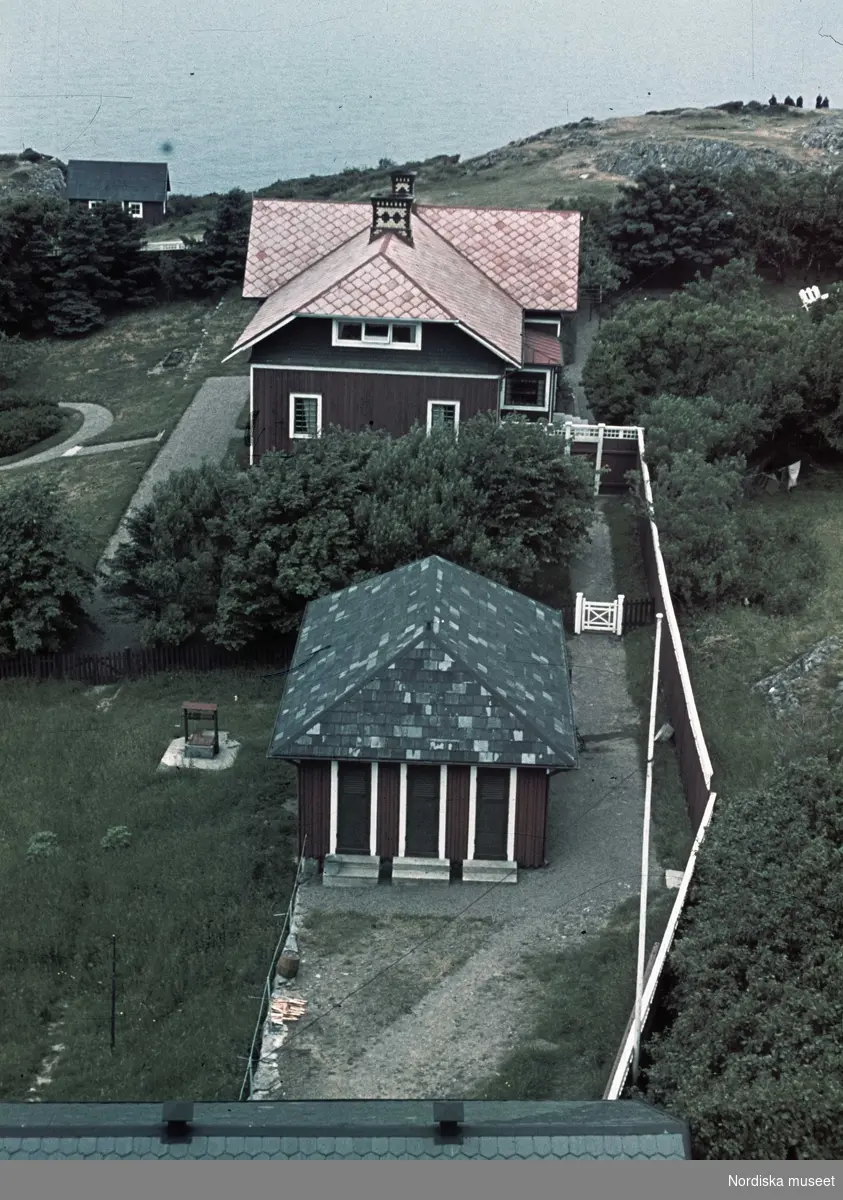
{"left": 0, "top": 443, "right": 161, "bottom": 572}
{"left": 0, "top": 667, "right": 296, "bottom": 1101}
{"left": 14, "top": 289, "right": 257, "bottom": 446}
{"left": 478, "top": 893, "right": 674, "bottom": 1101}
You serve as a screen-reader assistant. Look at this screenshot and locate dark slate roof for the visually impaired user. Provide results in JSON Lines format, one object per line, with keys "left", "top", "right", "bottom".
{"left": 0, "top": 1101, "right": 691, "bottom": 1160}
{"left": 65, "top": 160, "right": 170, "bottom": 203}
{"left": 268, "top": 556, "right": 577, "bottom": 768}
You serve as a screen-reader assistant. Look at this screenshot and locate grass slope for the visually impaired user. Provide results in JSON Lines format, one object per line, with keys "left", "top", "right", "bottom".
{"left": 0, "top": 668, "right": 295, "bottom": 1101}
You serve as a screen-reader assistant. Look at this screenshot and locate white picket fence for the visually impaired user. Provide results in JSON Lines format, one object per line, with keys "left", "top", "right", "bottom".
{"left": 574, "top": 592, "right": 625, "bottom": 636}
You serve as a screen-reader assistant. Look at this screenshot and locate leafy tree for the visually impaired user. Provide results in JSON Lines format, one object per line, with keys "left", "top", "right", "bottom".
{"left": 0, "top": 196, "right": 64, "bottom": 335}
{"left": 606, "top": 166, "right": 740, "bottom": 280}
{"left": 645, "top": 754, "right": 843, "bottom": 1159}
{"left": 550, "top": 195, "right": 628, "bottom": 296}
{"left": 199, "top": 188, "right": 251, "bottom": 292}
{"left": 639, "top": 392, "right": 762, "bottom": 471}
{"left": 0, "top": 476, "right": 94, "bottom": 653}
{"left": 102, "top": 462, "right": 245, "bottom": 646}
{"left": 634, "top": 450, "right": 747, "bottom": 610}
{"left": 583, "top": 260, "right": 804, "bottom": 439}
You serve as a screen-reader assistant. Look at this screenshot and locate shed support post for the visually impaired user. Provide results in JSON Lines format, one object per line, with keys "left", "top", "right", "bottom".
{"left": 398, "top": 763, "right": 408, "bottom": 858}
{"left": 615, "top": 594, "right": 625, "bottom": 636}
{"left": 574, "top": 592, "right": 584, "bottom": 635}
{"left": 370, "top": 762, "right": 379, "bottom": 857}
{"left": 507, "top": 768, "right": 517, "bottom": 863}
{"left": 466, "top": 766, "right": 478, "bottom": 861}
{"left": 438, "top": 764, "right": 448, "bottom": 862}
{"left": 329, "top": 760, "right": 339, "bottom": 856}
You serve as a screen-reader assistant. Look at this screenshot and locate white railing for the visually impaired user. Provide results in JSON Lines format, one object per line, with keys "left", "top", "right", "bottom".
{"left": 574, "top": 592, "right": 625, "bottom": 635}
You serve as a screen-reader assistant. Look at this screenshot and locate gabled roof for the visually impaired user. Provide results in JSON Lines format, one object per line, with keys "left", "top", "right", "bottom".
{"left": 227, "top": 220, "right": 524, "bottom": 365}
{"left": 243, "top": 199, "right": 581, "bottom": 310}
{"left": 268, "top": 556, "right": 578, "bottom": 768}
{"left": 66, "top": 160, "right": 170, "bottom": 203}
{"left": 0, "top": 1100, "right": 691, "bottom": 1159}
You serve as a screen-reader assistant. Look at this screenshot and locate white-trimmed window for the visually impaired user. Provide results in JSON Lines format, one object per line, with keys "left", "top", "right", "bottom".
{"left": 290, "top": 393, "right": 322, "bottom": 439}
{"left": 125, "top": 201, "right": 144, "bottom": 219}
{"left": 426, "top": 400, "right": 459, "bottom": 434}
{"left": 87, "top": 200, "right": 104, "bottom": 209}
{"left": 502, "top": 370, "right": 551, "bottom": 410}
{"left": 332, "top": 319, "right": 421, "bottom": 349}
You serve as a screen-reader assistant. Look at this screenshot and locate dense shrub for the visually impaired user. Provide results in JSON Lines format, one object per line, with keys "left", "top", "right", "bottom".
{"left": 104, "top": 417, "right": 595, "bottom": 648}
{"left": 646, "top": 754, "right": 843, "bottom": 1159}
{"left": 0, "top": 402, "right": 63, "bottom": 456}
{"left": 0, "top": 475, "right": 94, "bottom": 653}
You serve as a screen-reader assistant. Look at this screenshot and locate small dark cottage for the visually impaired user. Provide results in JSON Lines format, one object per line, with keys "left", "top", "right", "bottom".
{"left": 224, "top": 171, "right": 581, "bottom": 462}
{"left": 65, "top": 159, "right": 171, "bottom": 224}
{"left": 267, "top": 556, "right": 578, "bottom": 885}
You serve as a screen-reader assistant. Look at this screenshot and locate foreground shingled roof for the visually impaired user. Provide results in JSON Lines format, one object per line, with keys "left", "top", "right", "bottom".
{"left": 0, "top": 1100, "right": 691, "bottom": 1160}
{"left": 268, "top": 556, "right": 577, "bottom": 767}
{"left": 65, "top": 160, "right": 170, "bottom": 203}
{"left": 243, "top": 199, "right": 581, "bottom": 311}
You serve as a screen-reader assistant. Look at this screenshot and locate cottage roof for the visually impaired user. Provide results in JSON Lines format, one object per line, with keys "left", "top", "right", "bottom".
{"left": 65, "top": 160, "right": 170, "bottom": 203}
{"left": 268, "top": 556, "right": 578, "bottom": 768}
{"left": 0, "top": 1100, "right": 691, "bottom": 1159}
{"left": 227, "top": 218, "right": 523, "bottom": 364}
{"left": 242, "top": 199, "right": 581, "bottom": 310}
{"left": 523, "top": 328, "right": 563, "bottom": 365}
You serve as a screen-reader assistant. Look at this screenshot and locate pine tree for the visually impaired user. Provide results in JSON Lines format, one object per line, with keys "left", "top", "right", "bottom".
{"left": 92, "top": 202, "right": 158, "bottom": 307}
{"left": 47, "top": 206, "right": 120, "bottom": 336}
{"left": 0, "top": 196, "right": 64, "bottom": 335}
{"left": 200, "top": 189, "right": 252, "bottom": 292}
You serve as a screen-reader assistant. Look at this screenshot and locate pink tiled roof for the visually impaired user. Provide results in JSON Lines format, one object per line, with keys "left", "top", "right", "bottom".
{"left": 242, "top": 200, "right": 581, "bottom": 311}
{"left": 419, "top": 206, "right": 581, "bottom": 311}
{"left": 229, "top": 219, "right": 524, "bottom": 364}
{"left": 244, "top": 200, "right": 369, "bottom": 298}
{"left": 523, "top": 329, "right": 562, "bottom": 365}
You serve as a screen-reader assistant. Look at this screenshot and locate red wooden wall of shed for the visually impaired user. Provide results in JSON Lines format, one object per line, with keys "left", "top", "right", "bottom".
{"left": 445, "top": 764, "right": 470, "bottom": 861}
{"left": 376, "top": 763, "right": 400, "bottom": 857}
{"left": 297, "top": 761, "right": 330, "bottom": 858}
{"left": 514, "top": 768, "right": 550, "bottom": 867}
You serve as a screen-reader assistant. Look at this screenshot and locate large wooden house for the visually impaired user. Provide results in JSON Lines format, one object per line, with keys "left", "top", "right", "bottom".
{"left": 224, "top": 172, "right": 581, "bottom": 461}
{"left": 267, "top": 556, "right": 578, "bottom": 886}
{"left": 65, "top": 160, "right": 171, "bottom": 225}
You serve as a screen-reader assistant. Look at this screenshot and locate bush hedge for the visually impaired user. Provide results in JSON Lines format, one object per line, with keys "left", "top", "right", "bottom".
{"left": 0, "top": 400, "right": 63, "bottom": 456}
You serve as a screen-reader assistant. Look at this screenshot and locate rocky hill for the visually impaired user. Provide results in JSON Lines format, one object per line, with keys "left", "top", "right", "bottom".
{"left": 0, "top": 149, "right": 66, "bottom": 203}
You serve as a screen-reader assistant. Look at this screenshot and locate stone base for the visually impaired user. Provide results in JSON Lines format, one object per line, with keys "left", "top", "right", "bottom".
{"left": 157, "top": 732, "right": 240, "bottom": 772}
{"left": 391, "top": 856, "right": 450, "bottom": 884}
{"left": 323, "top": 853, "right": 380, "bottom": 888}
{"left": 462, "top": 859, "right": 518, "bottom": 884}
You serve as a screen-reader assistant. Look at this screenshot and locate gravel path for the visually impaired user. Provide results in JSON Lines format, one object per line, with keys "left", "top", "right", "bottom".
{"left": 0, "top": 402, "right": 115, "bottom": 471}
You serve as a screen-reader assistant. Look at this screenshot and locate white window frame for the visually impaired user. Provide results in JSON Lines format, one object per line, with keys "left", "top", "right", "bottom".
{"left": 525, "top": 317, "right": 562, "bottom": 337}
{"left": 426, "top": 400, "right": 460, "bottom": 434}
{"left": 332, "top": 319, "right": 422, "bottom": 350}
{"left": 289, "top": 392, "right": 323, "bottom": 440}
{"left": 501, "top": 369, "right": 552, "bottom": 412}
{"left": 125, "top": 201, "right": 144, "bottom": 219}
{"left": 87, "top": 200, "right": 104, "bottom": 209}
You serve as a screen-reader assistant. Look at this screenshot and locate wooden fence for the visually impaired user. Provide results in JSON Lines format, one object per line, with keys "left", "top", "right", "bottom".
{"left": 0, "top": 638, "right": 296, "bottom": 685}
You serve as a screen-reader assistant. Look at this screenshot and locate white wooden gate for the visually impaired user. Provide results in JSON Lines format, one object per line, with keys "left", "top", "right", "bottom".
{"left": 574, "top": 592, "right": 625, "bottom": 635}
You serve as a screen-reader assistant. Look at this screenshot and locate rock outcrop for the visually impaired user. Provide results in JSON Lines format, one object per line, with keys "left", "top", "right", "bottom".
{"left": 594, "top": 137, "right": 802, "bottom": 178}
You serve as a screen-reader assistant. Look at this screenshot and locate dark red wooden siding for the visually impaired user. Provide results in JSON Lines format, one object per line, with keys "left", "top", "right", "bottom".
{"left": 376, "top": 762, "right": 400, "bottom": 857}
{"left": 445, "top": 764, "right": 470, "bottom": 861}
{"left": 298, "top": 760, "right": 330, "bottom": 859}
{"left": 252, "top": 368, "right": 500, "bottom": 460}
{"left": 514, "top": 768, "right": 550, "bottom": 867}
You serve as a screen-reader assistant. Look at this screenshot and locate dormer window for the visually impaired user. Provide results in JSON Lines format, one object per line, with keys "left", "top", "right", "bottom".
{"left": 332, "top": 320, "right": 421, "bottom": 349}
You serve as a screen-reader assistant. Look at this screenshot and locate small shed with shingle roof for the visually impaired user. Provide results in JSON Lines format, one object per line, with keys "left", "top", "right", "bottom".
{"left": 65, "top": 160, "right": 171, "bottom": 224}
{"left": 268, "top": 556, "right": 578, "bottom": 883}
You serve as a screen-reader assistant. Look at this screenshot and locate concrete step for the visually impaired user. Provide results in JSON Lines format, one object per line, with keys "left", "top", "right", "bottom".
{"left": 322, "top": 854, "right": 380, "bottom": 888}
{"left": 391, "top": 856, "right": 450, "bottom": 884}
{"left": 462, "top": 859, "right": 518, "bottom": 884}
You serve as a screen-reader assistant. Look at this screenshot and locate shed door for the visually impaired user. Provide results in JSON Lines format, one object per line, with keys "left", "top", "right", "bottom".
{"left": 336, "top": 763, "right": 370, "bottom": 855}
{"left": 405, "top": 766, "right": 440, "bottom": 857}
{"left": 475, "top": 768, "right": 509, "bottom": 861}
